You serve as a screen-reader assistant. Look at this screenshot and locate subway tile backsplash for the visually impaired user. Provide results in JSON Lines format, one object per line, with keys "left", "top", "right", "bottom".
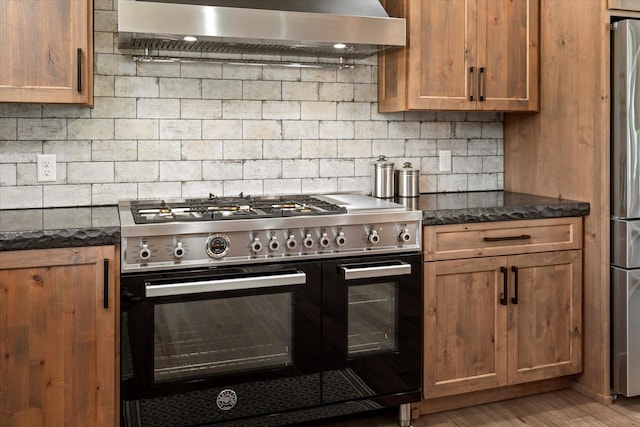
{"left": 0, "top": 0, "right": 503, "bottom": 210}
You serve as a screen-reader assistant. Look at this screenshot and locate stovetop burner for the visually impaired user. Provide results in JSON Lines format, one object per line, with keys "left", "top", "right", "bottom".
{"left": 130, "top": 194, "right": 348, "bottom": 224}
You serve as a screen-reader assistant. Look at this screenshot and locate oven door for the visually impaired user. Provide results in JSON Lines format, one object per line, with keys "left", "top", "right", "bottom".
{"left": 322, "top": 254, "right": 422, "bottom": 406}
{"left": 120, "top": 261, "right": 322, "bottom": 423}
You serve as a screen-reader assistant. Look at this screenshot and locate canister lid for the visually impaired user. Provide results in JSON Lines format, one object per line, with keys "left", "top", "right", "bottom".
{"left": 395, "top": 162, "right": 419, "bottom": 175}
{"left": 372, "top": 155, "right": 393, "bottom": 168}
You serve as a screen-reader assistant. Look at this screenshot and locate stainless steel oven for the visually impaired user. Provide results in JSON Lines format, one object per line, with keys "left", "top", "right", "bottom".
{"left": 118, "top": 194, "right": 422, "bottom": 426}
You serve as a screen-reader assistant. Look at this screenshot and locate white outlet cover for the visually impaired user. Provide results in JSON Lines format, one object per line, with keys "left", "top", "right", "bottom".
{"left": 37, "top": 154, "right": 57, "bottom": 182}
{"left": 439, "top": 150, "right": 451, "bottom": 172}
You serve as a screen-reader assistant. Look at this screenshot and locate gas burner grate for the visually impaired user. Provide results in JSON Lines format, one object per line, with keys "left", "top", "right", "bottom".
{"left": 129, "top": 195, "right": 347, "bottom": 224}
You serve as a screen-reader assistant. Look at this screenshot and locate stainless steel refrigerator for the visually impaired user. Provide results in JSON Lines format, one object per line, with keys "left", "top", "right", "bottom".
{"left": 611, "top": 18, "right": 640, "bottom": 398}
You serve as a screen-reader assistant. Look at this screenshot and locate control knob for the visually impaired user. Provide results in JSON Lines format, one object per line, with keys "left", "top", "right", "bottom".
{"left": 269, "top": 235, "right": 280, "bottom": 251}
{"left": 139, "top": 243, "right": 151, "bottom": 261}
{"left": 368, "top": 229, "right": 380, "bottom": 244}
{"left": 319, "top": 232, "right": 331, "bottom": 248}
{"left": 399, "top": 228, "right": 412, "bottom": 243}
{"left": 173, "top": 241, "right": 185, "bottom": 258}
{"left": 335, "top": 231, "right": 347, "bottom": 247}
{"left": 251, "top": 236, "right": 263, "bottom": 253}
{"left": 303, "top": 233, "right": 315, "bottom": 249}
{"left": 285, "top": 234, "right": 298, "bottom": 250}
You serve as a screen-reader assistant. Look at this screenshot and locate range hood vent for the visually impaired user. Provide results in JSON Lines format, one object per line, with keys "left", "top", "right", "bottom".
{"left": 117, "top": 0, "right": 406, "bottom": 60}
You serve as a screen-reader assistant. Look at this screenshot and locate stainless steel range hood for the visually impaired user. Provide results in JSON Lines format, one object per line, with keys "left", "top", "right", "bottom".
{"left": 117, "top": 0, "right": 406, "bottom": 60}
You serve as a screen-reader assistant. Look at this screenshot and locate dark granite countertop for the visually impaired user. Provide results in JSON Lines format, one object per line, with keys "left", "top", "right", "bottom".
{"left": 0, "top": 206, "right": 120, "bottom": 251}
{"left": 415, "top": 191, "right": 590, "bottom": 225}
{"left": 0, "top": 192, "right": 589, "bottom": 251}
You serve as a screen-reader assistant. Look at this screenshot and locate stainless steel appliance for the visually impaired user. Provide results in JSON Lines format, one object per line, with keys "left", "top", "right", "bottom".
{"left": 117, "top": 0, "right": 406, "bottom": 59}
{"left": 611, "top": 19, "right": 640, "bottom": 398}
{"left": 118, "top": 193, "right": 422, "bottom": 426}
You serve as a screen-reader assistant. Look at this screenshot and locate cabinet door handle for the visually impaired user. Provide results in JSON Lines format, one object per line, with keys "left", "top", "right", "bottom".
{"left": 469, "top": 67, "right": 476, "bottom": 101}
{"left": 511, "top": 266, "right": 519, "bottom": 304}
{"left": 483, "top": 234, "right": 531, "bottom": 242}
{"left": 103, "top": 258, "right": 109, "bottom": 309}
{"left": 500, "top": 266, "right": 508, "bottom": 305}
{"left": 77, "top": 48, "right": 83, "bottom": 93}
{"left": 479, "top": 66, "right": 486, "bottom": 101}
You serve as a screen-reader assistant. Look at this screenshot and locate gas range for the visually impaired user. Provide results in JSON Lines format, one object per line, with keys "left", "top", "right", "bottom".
{"left": 118, "top": 193, "right": 422, "bottom": 272}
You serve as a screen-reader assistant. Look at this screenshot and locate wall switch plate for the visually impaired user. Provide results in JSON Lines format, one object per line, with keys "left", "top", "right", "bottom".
{"left": 37, "top": 154, "right": 57, "bottom": 182}
{"left": 439, "top": 150, "right": 451, "bottom": 172}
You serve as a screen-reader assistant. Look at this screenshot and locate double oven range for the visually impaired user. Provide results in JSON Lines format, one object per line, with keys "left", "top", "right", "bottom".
{"left": 118, "top": 193, "right": 422, "bottom": 427}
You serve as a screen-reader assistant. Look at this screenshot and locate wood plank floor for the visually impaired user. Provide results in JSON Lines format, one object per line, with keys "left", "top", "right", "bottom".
{"left": 307, "top": 390, "right": 640, "bottom": 426}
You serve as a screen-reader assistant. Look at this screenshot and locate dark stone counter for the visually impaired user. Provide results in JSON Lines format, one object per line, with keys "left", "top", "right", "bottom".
{"left": 0, "top": 192, "right": 589, "bottom": 251}
{"left": 0, "top": 206, "right": 120, "bottom": 251}
{"left": 413, "top": 191, "right": 590, "bottom": 226}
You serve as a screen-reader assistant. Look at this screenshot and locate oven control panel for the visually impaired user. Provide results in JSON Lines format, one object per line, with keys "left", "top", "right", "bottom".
{"left": 121, "top": 219, "right": 422, "bottom": 272}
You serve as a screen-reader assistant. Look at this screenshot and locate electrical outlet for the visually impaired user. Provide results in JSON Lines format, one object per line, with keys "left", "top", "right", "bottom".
{"left": 37, "top": 154, "right": 57, "bottom": 182}
{"left": 439, "top": 150, "right": 451, "bottom": 172}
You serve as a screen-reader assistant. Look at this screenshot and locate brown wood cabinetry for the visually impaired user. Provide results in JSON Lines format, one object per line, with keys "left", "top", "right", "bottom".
{"left": 504, "top": 0, "right": 609, "bottom": 403}
{"left": 0, "top": 246, "right": 118, "bottom": 426}
{"left": 379, "top": 0, "right": 539, "bottom": 112}
{"left": 0, "top": 0, "right": 93, "bottom": 104}
{"left": 422, "top": 218, "right": 582, "bottom": 399}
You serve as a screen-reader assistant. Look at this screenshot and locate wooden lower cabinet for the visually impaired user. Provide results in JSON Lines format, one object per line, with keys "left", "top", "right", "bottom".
{"left": 0, "top": 246, "right": 118, "bottom": 426}
{"left": 424, "top": 245, "right": 582, "bottom": 399}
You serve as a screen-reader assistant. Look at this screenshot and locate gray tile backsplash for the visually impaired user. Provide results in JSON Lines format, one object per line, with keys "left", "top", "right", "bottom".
{"left": 0, "top": 0, "right": 503, "bottom": 210}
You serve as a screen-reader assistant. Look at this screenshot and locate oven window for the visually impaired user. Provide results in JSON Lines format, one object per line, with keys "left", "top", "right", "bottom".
{"left": 347, "top": 282, "right": 397, "bottom": 356}
{"left": 153, "top": 293, "right": 292, "bottom": 382}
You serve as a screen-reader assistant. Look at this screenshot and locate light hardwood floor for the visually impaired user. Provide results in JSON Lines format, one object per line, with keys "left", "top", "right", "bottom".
{"left": 308, "top": 390, "right": 640, "bottom": 426}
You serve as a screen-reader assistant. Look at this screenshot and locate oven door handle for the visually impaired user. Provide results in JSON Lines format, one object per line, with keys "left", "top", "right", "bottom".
{"left": 145, "top": 271, "right": 307, "bottom": 297}
{"left": 340, "top": 261, "right": 411, "bottom": 280}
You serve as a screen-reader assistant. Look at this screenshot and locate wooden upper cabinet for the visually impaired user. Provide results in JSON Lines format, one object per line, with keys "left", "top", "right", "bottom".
{"left": 0, "top": 0, "right": 93, "bottom": 105}
{"left": 379, "top": 0, "right": 539, "bottom": 112}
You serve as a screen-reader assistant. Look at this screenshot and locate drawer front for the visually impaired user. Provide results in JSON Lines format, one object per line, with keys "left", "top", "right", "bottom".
{"left": 609, "top": 0, "right": 640, "bottom": 12}
{"left": 423, "top": 217, "right": 583, "bottom": 261}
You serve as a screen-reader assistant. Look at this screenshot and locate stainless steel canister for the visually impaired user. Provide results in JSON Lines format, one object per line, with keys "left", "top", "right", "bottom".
{"left": 371, "top": 155, "right": 394, "bottom": 198}
{"left": 394, "top": 162, "right": 420, "bottom": 198}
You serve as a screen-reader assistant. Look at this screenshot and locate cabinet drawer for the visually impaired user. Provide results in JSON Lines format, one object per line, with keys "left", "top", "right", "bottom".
{"left": 609, "top": 0, "right": 640, "bottom": 12}
{"left": 423, "top": 217, "right": 583, "bottom": 261}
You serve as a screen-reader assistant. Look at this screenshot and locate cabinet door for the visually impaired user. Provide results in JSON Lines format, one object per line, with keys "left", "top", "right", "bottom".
{"left": 378, "top": 0, "right": 409, "bottom": 112}
{"left": 0, "top": 0, "right": 93, "bottom": 104}
{"left": 406, "top": 0, "right": 478, "bottom": 111}
{"left": 506, "top": 250, "right": 582, "bottom": 384}
{"left": 378, "top": 0, "right": 539, "bottom": 112}
{"left": 476, "top": 0, "right": 539, "bottom": 111}
{"left": 423, "top": 256, "right": 508, "bottom": 398}
{"left": 0, "top": 246, "right": 117, "bottom": 426}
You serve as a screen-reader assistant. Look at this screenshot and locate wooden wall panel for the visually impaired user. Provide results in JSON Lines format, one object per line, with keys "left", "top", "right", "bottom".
{"left": 504, "top": 0, "right": 610, "bottom": 402}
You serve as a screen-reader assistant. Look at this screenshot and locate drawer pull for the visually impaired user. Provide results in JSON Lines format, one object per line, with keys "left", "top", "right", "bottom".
{"left": 500, "top": 266, "right": 508, "bottom": 305}
{"left": 483, "top": 234, "right": 531, "bottom": 242}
